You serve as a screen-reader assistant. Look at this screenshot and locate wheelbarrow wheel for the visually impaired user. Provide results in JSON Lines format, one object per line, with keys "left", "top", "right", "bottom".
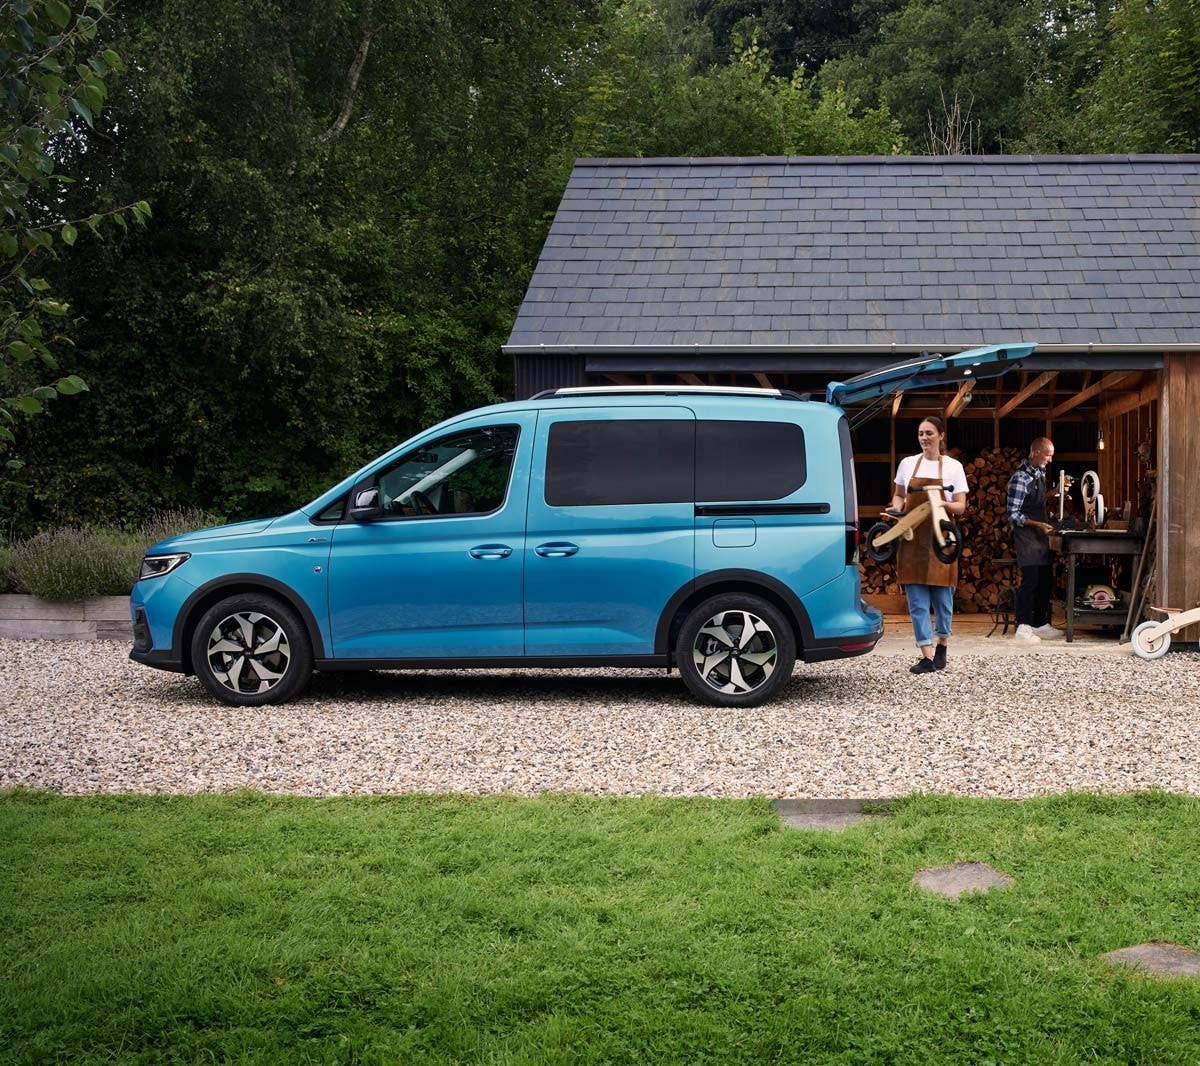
{"left": 864, "top": 522, "right": 897, "bottom": 563}
{"left": 932, "top": 519, "right": 963, "bottom": 564}
{"left": 1131, "top": 620, "right": 1172, "bottom": 661}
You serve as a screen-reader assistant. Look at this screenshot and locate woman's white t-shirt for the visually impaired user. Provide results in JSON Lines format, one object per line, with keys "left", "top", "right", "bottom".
{"left": 894, "top": 454, "right": 968, "bottom": 503}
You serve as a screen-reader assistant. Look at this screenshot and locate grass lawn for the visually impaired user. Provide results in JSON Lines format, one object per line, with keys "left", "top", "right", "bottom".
{"left": 3, "top": 790, "right": 1200, "bottom": 1064}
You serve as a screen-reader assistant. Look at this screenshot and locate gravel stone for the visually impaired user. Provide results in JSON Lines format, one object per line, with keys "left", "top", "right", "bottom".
{"left": 2, "top": 633, "right": 1198, "bottom": 797}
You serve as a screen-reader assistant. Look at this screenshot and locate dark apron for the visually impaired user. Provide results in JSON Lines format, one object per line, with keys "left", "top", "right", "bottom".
{"left": 1012, "top": 469, "right": 1052, "bottom": 566}
{"left": 897, "top": 457, "right": 958, "bottom": 588}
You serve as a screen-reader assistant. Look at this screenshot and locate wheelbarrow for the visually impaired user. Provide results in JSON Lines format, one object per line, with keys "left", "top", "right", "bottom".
{"left": 862, "top": 484, "right": 964, "bottom": 565}
{"left": 1130, "top": 604, "right": 1200, "bottom": 660}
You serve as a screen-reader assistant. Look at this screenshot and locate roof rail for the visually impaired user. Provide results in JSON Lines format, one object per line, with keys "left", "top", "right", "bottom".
{"left": 529, "top": 385, "right": 805, "bottom": 401}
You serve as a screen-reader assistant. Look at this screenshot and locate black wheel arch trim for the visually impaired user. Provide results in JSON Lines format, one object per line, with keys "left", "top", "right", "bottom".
{"left": 172, "top": 574, "right": 327, "bottom": 666}
{"left": 653, "top": 569, "right": 815, "bottom": 656}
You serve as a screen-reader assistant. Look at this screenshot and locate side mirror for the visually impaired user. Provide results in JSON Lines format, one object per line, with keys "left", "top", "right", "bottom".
{"left": 349, "top": 485, "right": 384, "bottom": 522}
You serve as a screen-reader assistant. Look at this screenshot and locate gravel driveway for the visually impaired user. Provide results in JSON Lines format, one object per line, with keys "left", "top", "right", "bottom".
{"left": 3, "top": 634, "right": 1199, "bottom": 798}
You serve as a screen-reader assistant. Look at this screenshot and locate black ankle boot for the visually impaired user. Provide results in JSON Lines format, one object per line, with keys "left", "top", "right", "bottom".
{"left": 910, "top": 657, "right": 936, "bottom": 674}
{"left": 933, "top": 644, "right": 947, "bottom": 670}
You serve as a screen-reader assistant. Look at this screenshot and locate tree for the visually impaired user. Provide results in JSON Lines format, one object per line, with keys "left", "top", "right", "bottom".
{"left": 3, "top": 0, "right": 606, "bottom": 528}
{"left": 564, "top": 1, "right": 904, "bottom": 161}
{"left": 0, "top": 0, "right": 147, "bottom": 469}
{"left": 817, "top": 0, "right": 1040, "bottom": 153}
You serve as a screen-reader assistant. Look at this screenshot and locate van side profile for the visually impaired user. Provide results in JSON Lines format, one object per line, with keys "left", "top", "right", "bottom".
{"left": 129, "top": 345, "right": 1033, "bottom": 707}
{"left": 129, "top": 387, "right": 875, "bottom": 706}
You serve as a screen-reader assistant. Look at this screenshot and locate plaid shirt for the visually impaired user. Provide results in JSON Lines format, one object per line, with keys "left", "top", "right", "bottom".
{"left": 1006, "top": 460, "right": 1045, "bottom": 528}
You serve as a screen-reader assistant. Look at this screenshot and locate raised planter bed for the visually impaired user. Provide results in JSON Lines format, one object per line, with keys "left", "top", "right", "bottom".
{"left": 0, "top": 594, "right": 131, "bottom": 641}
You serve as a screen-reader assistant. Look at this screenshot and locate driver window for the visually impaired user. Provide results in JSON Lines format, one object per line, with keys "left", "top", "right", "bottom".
{"left": 376, "top": 425, "right": 519, "bottom": 518}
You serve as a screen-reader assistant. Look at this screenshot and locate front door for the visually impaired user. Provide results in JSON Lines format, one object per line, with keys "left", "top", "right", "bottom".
{"left": 523, "top": 407, "right": 696, "bottom": 657}
{"left": 328, "top": 415, "right": 535, "bottom": 659}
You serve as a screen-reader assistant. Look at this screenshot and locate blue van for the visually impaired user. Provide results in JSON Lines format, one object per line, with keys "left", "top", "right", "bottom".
{"left": 130, "top": 344, "right": 1031, "bottom": 707}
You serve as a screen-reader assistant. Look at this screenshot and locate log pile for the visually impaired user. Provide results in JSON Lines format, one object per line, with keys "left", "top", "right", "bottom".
{"left": 860, "top": 447, "right": 1025, "bottom": 614}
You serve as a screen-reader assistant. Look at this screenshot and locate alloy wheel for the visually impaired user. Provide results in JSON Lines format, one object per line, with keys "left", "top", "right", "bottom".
{"left": 205, "top": 611, "right": 292, "bottom": 695}
{"left": 691, "top": 608, "right": 779, "bottom": 695}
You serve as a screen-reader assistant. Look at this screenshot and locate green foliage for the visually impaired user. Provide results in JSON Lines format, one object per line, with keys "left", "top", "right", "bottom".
{"left": 0, "top": 0, "right": 149, "bottom": 465}
{"left": 1077, "top": 0, "right": 1200, "bottom": 151}
{"left": 565, "top": 3, "right": 904, "bottom": 161}
{"left": 5, "top": 508, "right": 220, "bottom": 598}
{"left": 4, "top": 792, "right": 1200, "bottom": 1061}
{"left": 818, "top": 0, "right": 1039, "bottom": 152}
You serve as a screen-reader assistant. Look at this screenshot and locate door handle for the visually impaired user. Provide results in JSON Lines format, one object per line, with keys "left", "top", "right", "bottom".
{"left": 535, "top": 542, "right": 579, "bottom": 558}
{"left": 468, "top": 544, "right": 513, "bottom": 559}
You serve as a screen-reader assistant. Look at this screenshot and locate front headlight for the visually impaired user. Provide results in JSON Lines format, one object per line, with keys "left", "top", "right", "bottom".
{"left": 139, "top": 553, "right": 191, "bottom": 581}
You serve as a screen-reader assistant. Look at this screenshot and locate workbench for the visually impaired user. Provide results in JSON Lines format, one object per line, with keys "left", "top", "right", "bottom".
{"left": 1049, "top": 530, "right": 1143, "bottom": 641}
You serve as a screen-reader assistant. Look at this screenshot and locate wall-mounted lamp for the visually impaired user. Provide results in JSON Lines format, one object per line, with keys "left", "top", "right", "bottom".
{"left": 1098, "top": 429, "right": 1105, "bottom": 451}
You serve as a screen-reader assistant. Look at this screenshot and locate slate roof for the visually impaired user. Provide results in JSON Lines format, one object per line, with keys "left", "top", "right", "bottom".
{"left": 505, "top": 155, "right": 1200, "bottom": 355}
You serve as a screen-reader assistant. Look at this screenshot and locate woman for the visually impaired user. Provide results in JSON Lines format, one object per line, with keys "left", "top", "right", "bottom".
{"left": 885, "top": 416, "right": 969, "bottom": 673}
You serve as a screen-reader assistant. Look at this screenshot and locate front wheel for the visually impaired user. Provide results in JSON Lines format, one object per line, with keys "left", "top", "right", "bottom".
{"left": 864, "top": 522, "right": 898, "bottom": 563}
{"left": 190, "top": 593, "right": 314, "bottom": 705}
{"left": 676, "top": 593, "right": 796, "bottom": 707}
{"left": 933, "top": 519, "right": 963, "bottom": 564}
{"left": 1131, "top": 620, "right": 1171, "bottom": 661}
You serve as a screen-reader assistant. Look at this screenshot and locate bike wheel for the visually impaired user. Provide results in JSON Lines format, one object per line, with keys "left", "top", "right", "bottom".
{"left": 864, "top": 522, "right": 897, "bottom": 563}
{"left": 1131, "top": 620, "right": 1171, "bottom": 661}
{"left": 933, "top": 519, "right": 963, "bottom": 563}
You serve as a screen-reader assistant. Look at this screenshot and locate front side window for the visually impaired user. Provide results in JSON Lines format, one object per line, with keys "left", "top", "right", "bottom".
{"left": 377, "top": 425, "right": 519, "bottom": 518}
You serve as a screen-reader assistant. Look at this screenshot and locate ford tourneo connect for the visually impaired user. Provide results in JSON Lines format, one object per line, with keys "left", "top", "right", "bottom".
{"left": 130, "top": 344, "right": 1031, "bottom": 707}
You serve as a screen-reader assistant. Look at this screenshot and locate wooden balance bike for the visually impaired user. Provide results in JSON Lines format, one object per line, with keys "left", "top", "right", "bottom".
{"left": 1130, "top": 604, "right": 1200, "bottom": 660}
{"left": 863, "top": 484, "right": 964, "bottom": 565}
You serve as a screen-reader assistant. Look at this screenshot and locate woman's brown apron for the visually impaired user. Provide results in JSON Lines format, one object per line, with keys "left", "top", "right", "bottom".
{"left": 897, "top": 456, "right": 958, "bottom": 588}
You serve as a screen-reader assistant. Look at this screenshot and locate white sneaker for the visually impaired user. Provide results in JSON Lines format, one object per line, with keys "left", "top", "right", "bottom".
{"left": 1014, "top": 624, "right": 1041, "bottom": 642}
{"left": 1032, "top": 624, "right": 1065, "bottom": 640}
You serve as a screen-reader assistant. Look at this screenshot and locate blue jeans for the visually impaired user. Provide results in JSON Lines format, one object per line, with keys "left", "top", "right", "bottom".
{"left": 905, "top": 584, "right": 955, "bottom": 648}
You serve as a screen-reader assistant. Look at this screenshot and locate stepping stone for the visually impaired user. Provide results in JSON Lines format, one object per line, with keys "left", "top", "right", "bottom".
{"left": 913, "top": 862, "right": 1014, "bottom": 899}
{"left": 772, "top": 798, "right": 887, "bottom": 832}
{"left": 1104, "top": 943, "right": 1200, "bottom": 979}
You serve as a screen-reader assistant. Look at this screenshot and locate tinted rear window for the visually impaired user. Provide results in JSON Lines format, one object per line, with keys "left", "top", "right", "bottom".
{"left": 696, "top": 420, "right": 806, "bottom": 501}
{"left": 544, "top": 418, "right": 807, "bottom": 506}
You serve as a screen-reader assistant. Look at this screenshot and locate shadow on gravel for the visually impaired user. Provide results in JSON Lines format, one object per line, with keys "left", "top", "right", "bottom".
{"left": 141, "top": 666, "right": 840, "bottom": 709}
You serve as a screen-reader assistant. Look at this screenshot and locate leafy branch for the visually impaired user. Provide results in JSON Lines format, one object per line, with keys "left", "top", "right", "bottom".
{"left": 1, "top": 0, "right": 149, "bottom": 467}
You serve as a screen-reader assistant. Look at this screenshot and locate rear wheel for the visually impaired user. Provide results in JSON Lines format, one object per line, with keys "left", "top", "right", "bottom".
{"left": 190, "top": 593, "right": 313, "bottom": 705}
{"left": 933, "top": 519, "right": 963, "bottom": 563}
{"left": 676, "top": 593, "right": 795, "bottom": 707}
{"left": 864, "top": 522, "right": 898, "bottom": 563}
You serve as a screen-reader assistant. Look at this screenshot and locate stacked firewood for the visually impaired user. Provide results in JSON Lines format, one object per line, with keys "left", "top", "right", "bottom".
{"left": 859, "top": 447, "right": 1025, "bottom": 614}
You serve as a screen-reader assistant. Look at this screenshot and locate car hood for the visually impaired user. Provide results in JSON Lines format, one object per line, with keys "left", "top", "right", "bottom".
{"left": 148, "top": 517, "right": 277, "bottom": 553}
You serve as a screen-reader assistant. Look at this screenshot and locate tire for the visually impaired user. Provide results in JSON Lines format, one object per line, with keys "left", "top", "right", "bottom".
{"left": 933, "top": 519, "right": 963, "bottom": 564}
{"left": 676, "top": 593, "right": 796, "bottom": 707}
{"left": 1131, "top": 620, "right": 1171, "bottom": 661}
{"left": 190, "top": 593, "right": 314, "bottom": 705}
{"left": 864, "top": 522, "right": 898, "bottom": 563}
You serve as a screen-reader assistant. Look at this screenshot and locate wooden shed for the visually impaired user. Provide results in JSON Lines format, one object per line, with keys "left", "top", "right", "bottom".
{"left": 505, "top": 155, "right": 1200, "bottom": 630}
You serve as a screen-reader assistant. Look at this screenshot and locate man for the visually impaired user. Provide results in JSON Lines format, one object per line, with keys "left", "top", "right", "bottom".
{"left": 1006, "top": 437, "right": 1064, "bottom": 642}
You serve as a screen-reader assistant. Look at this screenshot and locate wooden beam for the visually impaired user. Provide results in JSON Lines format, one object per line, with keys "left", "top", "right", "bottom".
{"left": 943, "top": 380, "right": 976, "bottom": 420}
{"left": 891, "top": 392, "right": 903, "bottom": 417}
{"left": 997, "top": 371, "right": 1057, "bottom": 418}
{"left": 1101, "top": 375, "right": 1160, "bottom": 419}
{"left": 1050, "top": 371, "right": 1134, "bottom": 418}
{"left": 680, "top": 372, "right": 705, "bottom": 387}
{"left": 753, "top": 372, "right": 772, "bottom": 389}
